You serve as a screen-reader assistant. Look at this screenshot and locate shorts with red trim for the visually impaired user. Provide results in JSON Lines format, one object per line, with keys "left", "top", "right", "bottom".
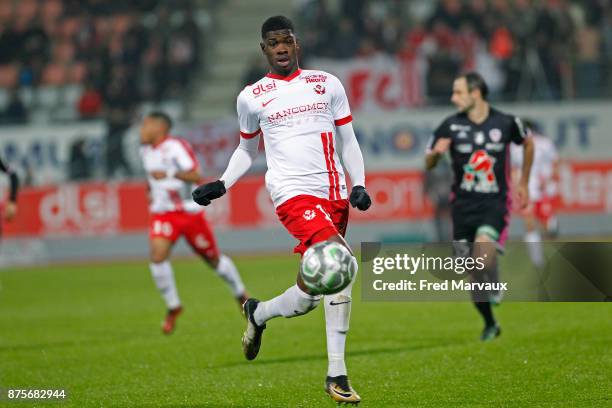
{"left": 276, "top": 194, "right": 349, "bottom": 256}
{"left": 149, "top": 210, "right": 220, "bottom": 260}
{"left": 521, "top": 197, "right": 556, "bottom": 225}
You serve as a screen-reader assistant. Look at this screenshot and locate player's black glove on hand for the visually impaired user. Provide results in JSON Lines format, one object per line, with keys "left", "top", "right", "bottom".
{"left": 192, "top": 180, "right": 226, "bottom": 206}
{"left": 349, "top": 185, "right": 371, "bottom": 211}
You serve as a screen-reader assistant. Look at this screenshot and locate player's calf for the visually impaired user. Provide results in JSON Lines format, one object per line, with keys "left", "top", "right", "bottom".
{"left": 241, "top": 286, "right": 321, "bottom": 361}
{"left": 253, "top": 284, "right": 321, "bottom": 325}
{"left": 150, "top": 261, "right": 181, "bottom": 313}
{"left": 324, "top": 260, "right": 357, "bottom": 378}
{"left": 203, "top": 253, "right": 248, "bottom": 308}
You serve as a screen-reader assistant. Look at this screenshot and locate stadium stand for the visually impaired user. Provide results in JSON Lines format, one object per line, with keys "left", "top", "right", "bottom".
{"left": 0, "top": 0, "right": 211, "bottom": 124}
{"left": 290, "top": 0, "right": 612, "bottom": 103}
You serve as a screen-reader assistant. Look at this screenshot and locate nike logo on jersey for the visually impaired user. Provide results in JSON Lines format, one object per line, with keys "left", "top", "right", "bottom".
{"left": 329, "top": 300, "right": 351, "bottom": 306}
{"left": 262, "top": 97, "right": 277, "bottom": 107}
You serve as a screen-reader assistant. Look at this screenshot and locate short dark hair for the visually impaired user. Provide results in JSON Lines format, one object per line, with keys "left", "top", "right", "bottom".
{"left": 461, "top": 72, "right": 489, "bottom": 100}
{"left": 261, "top": 15, "right": 294, "bottom": 39}
{"left": 522, "top": 118, "right": 540, "bottom": 134}
{"left": 147, "top": 111, "right": 173, "bottom": 130}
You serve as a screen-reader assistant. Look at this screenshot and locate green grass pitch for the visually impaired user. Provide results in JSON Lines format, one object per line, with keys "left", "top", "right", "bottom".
{"left": 0, "top": 254, "right": 610, "bottom": 407}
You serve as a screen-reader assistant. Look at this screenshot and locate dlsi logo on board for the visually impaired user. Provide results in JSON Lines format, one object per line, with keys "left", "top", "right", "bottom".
{"left": 39, "top": 184, "right": 120, "bottom": 234}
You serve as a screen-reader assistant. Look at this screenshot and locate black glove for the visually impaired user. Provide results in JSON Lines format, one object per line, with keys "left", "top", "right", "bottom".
{"left": 192, "top": 180, "right": 226, "bottom": 206}
{"left": 349, "top": 185, "right": 371, "bottom": 211}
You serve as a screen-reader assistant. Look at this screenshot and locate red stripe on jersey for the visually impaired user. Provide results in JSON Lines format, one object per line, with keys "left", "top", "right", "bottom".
{"left": 321, "top": 132, "right": 337, "bottom": 200}
{"left": 266, "top": 68, "right": 302, "bottom": 81}
{"left": 240, "top": 129, "right": 261, "bottom": 139}
{"left": 173, "top": 137, "right": 199, "bottom": 171}
{"left": 168, "top": 190, "right": 184, "bottom": 211}
{"left": 334, "top": 115, "right": 353, "bottom": 126}
{"left": 327, "top": 132, "right": 341, "bottom": 200}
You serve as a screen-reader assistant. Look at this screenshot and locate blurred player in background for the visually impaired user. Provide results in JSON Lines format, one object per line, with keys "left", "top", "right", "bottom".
{"left": 424, "top": 157, "right": 453, "bottom": 242}
{"left": 426, "top": 72, "right": 533, "bottom": 341}
{"left": 0, "top": 156, "right": 19, "bottom": 228}
{"left": 139, "top": 112, "right": 248, "bottom": 334}
{"left": 192, "top": 16, "right": 370, "bottom": 404}
{"left": 511, "top": 119, "right": 560, "bottom": 269}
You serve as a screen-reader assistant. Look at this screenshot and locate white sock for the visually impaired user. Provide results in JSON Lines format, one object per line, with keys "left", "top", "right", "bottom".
{"left": 524, "top": 230, "right": 545, "bottom": 268}
{"left": 215, "top": 254, "right": 246, "bottom": 297}
{"left": 323, "top": 256, "right": 357, "bottom": 377}
{"left": 253, "top": 284, "right": 321, "bottom": 326}
{"left": 149, "top": 261, "right": 181, "bottom": 310}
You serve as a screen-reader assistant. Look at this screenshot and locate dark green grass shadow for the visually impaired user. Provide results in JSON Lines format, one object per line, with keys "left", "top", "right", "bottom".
{"left": 208, "top": 338, "right": 468, "bottom": 369}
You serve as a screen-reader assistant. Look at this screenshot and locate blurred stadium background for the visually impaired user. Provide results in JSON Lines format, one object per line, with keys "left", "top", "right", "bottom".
{"left": 1, "top": 0, "right": 611, "bottom": 265}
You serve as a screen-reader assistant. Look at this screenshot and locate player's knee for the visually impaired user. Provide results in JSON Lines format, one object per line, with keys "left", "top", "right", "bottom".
{"left": 475, "top": 234, "right": 493, "bottom": 243}
{"left": 326, "top": 234, "right": 354, "bottom": 256}
{"left": 150, "top": 251, "right": 169, "bottom": 264}
{"left": 204, "top": 254, "right": 220, "bottom": 269}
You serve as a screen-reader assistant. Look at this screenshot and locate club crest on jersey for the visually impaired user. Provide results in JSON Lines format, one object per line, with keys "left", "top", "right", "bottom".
{"left": 461, "top": 150, "right": 499, "bottom": 193}
{"left": 303, "top": 209, "right": 316, "bottom": 220}
{"left": 489, "top": 128, "right": 502, "bottom": 143}
{"left": 313, "top": 84, "right": 326, "bottom": 95}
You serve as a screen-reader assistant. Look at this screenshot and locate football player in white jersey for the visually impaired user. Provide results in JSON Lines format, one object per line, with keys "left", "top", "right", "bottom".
{"left": 192, "top": 16, "right": 370, "bottom": 404}
{"left": 511, "top": 119, "right": 560, "bottom": 268}
{"left": 139, "top": 112, "right": 248, "bottom": 334}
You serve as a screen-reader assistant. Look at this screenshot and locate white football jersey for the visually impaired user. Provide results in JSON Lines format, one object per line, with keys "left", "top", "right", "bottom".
{"left": 237, "top": 68, "right": 353, "bottom": 207}
{"left": 511, "top": 133, "right": 558, "bottom": 200}
{"left": 140, "top": 136, "right": 201, "bottom": 213}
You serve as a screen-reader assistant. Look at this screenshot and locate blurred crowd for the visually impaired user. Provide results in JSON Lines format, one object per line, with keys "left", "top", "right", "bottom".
{"left": 293, "top": 0, "right": 612, "bottom": 103}
{"left": 0, "top": 0, "right": 203, "bottom": 125}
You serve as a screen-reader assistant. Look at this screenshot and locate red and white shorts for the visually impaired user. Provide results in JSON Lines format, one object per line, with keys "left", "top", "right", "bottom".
{"left": 521, "top": 196, "right": 557, "bottom": 226}
{"left": 276, "top": 194, "right": 350, "bottom": 255}
{"left": 149, "top": 210, "right": 220, "bottom": 260}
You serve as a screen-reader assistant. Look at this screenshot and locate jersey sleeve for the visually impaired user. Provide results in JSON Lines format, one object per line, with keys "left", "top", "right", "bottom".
{"left": 426, "top": 117, "right": 451, "bottom": 153}
{"left": 544, "top": 138, "right": 559, "bottom": 161}
{"left": 329, "top": 75, "right": 352, "bottom": 126}
{"left": 509, "top": 116, "right": 527, "bottom": 145}
{"left": 509, "top": 143, "right": 523, "bottom": 168}
{"left": 237, "top": 90, "right": 261, "bottom": 139}
{"left": 173, "top": 139, "right": 199, "bottom": 172}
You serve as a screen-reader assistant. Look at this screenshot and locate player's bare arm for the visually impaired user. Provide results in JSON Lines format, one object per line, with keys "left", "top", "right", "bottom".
{"left": 517, "top": 136, "right": 535, "bottom": 208}
{"left": 425, "top": 137, "right": 451, "bottom": 170}
{"left": 150, "top": 169, "right": 201, "bottom": 183}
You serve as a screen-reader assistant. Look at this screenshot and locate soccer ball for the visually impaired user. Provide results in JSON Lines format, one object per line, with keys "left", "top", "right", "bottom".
{"left": 300, "top": 241, "right": 356, "bottom": 295}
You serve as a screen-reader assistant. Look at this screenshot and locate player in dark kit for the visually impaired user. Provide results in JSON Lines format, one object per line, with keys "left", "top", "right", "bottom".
{"left": 426, "top": 72, "right": 534, "bottom": 341}
{"left": 0, "top": 156, "right": 19, "bottom": 230}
